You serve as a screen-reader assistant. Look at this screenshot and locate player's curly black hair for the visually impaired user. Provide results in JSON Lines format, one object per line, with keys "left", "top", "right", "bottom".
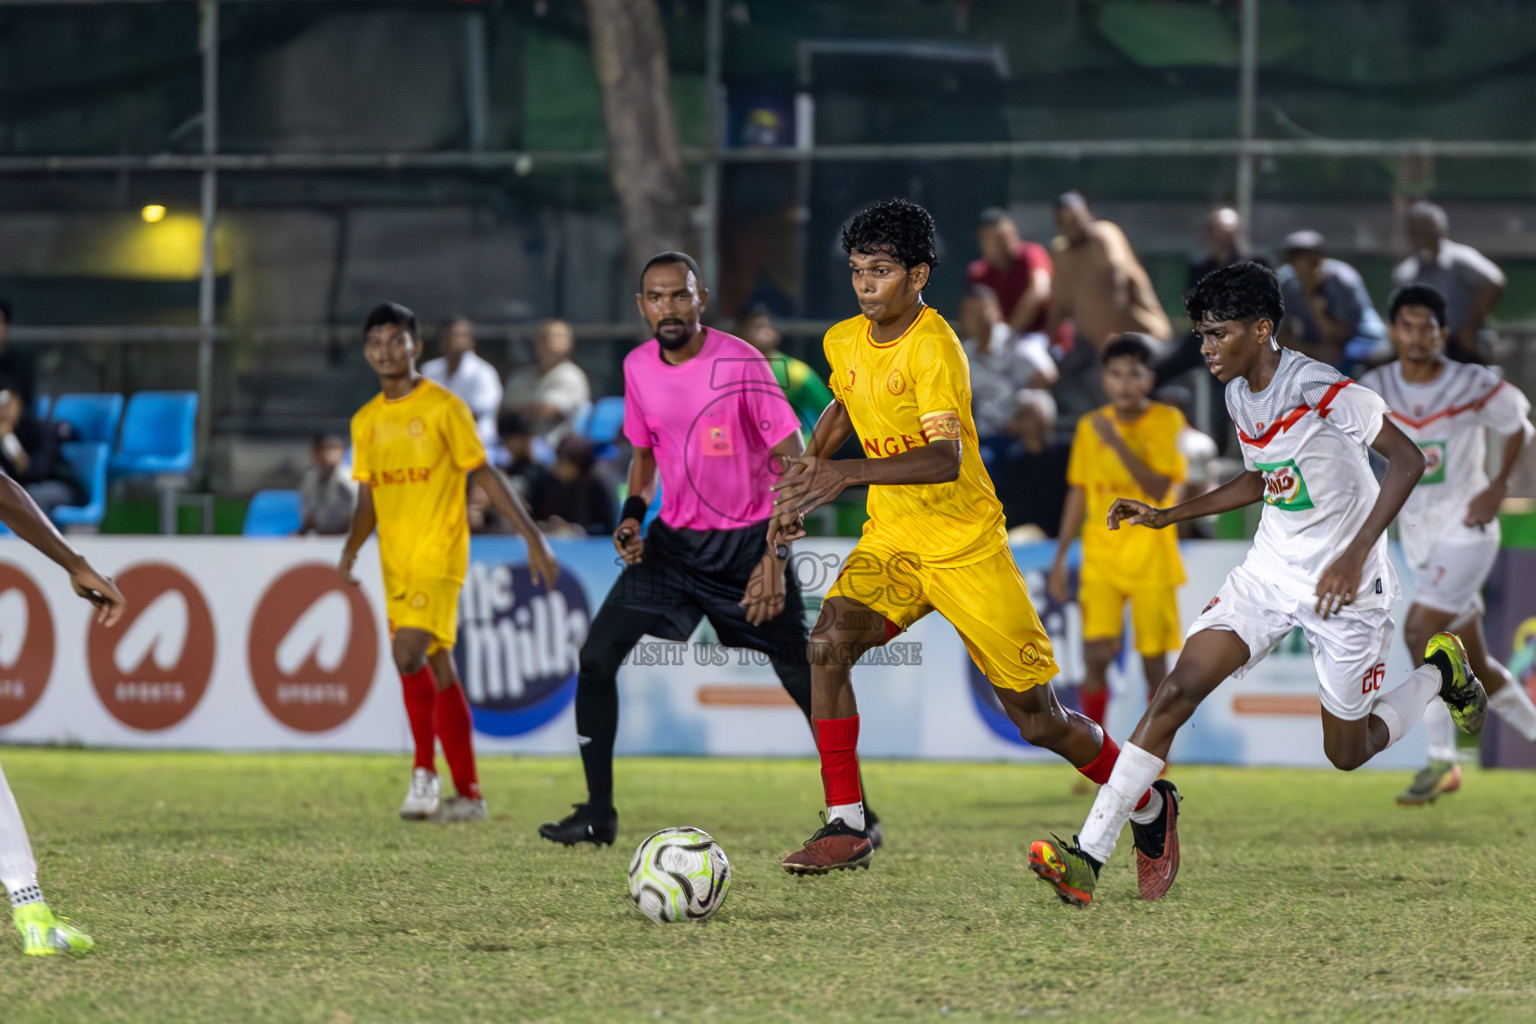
{"left": 1387, "top": 283, "right": 1448, "bottom": 328}
{"left": 842, "top": 198, "right": 938, "bottom": 270}
{"left": 1184, "top": 260, "right": 1284, "bottom": 332}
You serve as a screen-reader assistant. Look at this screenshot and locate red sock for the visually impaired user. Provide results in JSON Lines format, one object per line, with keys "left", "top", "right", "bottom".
{"left": 1076, "top": 731, "right": 1152, "bottom": 810}
{"left": 401, "top": 666, "right": 438, "bottom": 772}
{"left": 813, "top": 716, "right": 862, "bottom": 807}
{"left": 1080, "top": 687, "right": 1108, "bottom": 728}
{"left": 435, "top": 682, "right": 481, "bottom": 801}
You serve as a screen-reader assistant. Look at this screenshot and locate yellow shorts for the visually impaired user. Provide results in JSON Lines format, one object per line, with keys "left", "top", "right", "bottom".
{"left": 1079, "top": 578, "right": 1182, "bottom": 656}
{"left": 826, "top": 544, "right": 1056, "bottom": 691}
{"left": 384, "top": 573, "right": 463, "bottom": 654}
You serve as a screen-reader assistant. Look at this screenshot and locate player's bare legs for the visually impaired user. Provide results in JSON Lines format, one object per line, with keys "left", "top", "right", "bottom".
{"left": 1079, "top": 639, "right": 1116, "bottom": 730}
{"left": 1128, "top": 629, "right": 1251, "bottom": 758}
{"left": 1141, "top": 653, "right": 1169, "bottom": 702}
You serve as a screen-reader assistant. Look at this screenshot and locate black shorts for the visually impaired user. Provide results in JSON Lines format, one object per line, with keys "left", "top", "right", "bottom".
{"left": 598, "top": 520, "right": 809, "bottom": 662}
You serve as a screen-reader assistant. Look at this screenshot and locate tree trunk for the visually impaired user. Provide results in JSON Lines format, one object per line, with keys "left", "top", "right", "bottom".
{"left": 582, "top": 0, "right": 698, "bottom": 283}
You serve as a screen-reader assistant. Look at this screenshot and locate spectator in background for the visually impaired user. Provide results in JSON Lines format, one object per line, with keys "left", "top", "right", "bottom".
{"left": 968, "top": 208, "right": 1054, "bottom": 337}
{"left": 1187, "top": 207, "right": 1266, "bottom": 292}
{"left": 957, "top": 285, "right": 1057, "bottom": 438}
{"left": 1278, "top": 231, "right": 1388, "bottom": 370}
{"left": 1393, "top": 201, "right": 1506, "bottom": 363}
{"left": 739, "top": 308, "right": 833, "bottom": 436}
{"left": 0, "top": 301, "right": 37, "bottom": 408}
{"left": 987, "top": 389, "right": 1070, "bottom": 539}
{"left": 299, "top": 433, "right": 356, "bottom": 536}
{"left": 421, "top": 317, "right": 503, "bottom": 449}
{"left": 530, "top": 434, "right": 616, "bottom": 537}
{"left": 1048, "top": 191, "right": 1172, "bottom": 352}
{"left": 497, "top": 410, "right": 550, "bottom": 502}
{"left": 503, "top": 318, "right": 591, "bottom": 451}
{"left": 0, "top": 390, "right": 83, "bottom": 515}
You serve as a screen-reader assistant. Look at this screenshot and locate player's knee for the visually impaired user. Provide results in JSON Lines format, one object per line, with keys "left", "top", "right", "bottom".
{"left": 578, "top": 638, "right": 622, "bottom": 683}
{"left": 392, "top": 637, "right": 428, "bottom": 675}
{"left": 1013, "top": 709, "right": 1069, "bottom": 748}
{"left": 1149, "top": 672, "right": 1199, "bottom": 718}
{"left": 1325, "top": 744, "right": 1368, "bottom": 772}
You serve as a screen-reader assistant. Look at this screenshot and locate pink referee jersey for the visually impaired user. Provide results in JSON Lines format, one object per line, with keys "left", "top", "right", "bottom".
{"left": 622, "top": 327, "right": 802, "bottom": 531}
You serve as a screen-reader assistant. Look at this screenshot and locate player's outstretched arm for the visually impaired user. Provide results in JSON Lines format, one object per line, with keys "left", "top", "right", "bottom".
{"left": 1108, "top": 469, "right": 1266, "bottom": 532}
{"left": 1466, "top": 420, "right": 1530, "bottom": 526}
{"left": 338, "top": 482, "right": 377, "bottom": 585}
{"left": 772, "top": 436, "right": 959, "bottom": 527}
{"left": 803, "top": 397, "right": 854, "bottom": 460}
{"left": 471, "top": 464, "right": 559, "bottom": 587}
{"left": 1047, "top": 485, "right": 1087, "bottom": 604}
{"left": 1312, "top": 415, "right": 1425, "bottom": 618}
{"left": 0, "top": 472, "right": 124, "bottom": 624}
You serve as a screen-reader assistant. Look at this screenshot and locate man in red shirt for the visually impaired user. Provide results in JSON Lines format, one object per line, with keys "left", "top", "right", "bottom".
{"left": 969, "top": 208, "right": 1053, "bottom": 337}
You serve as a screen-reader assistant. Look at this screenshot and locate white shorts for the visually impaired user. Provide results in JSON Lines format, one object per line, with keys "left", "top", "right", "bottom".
{"left": 1187, "top": 562, "right": 1394, "bottom": 721}
{"left": 1411, "top": 528, "right": 1499, "bottom": 623}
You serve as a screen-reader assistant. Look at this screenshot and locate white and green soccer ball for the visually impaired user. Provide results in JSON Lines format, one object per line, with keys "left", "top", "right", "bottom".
{"left": 626, "top": 826, "right": 732, "bottom": 923}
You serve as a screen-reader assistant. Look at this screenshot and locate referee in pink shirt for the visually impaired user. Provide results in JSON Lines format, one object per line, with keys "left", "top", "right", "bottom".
{"left": 539, "top": 252, "right": 880, "bottom": 848}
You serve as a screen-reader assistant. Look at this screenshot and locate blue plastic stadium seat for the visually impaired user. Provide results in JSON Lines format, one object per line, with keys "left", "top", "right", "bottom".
{"left": 109, "top": 391, "right": 197, "bottom": 479}
{"left": 33, "top": 395, "right": 51, "bottom": 421}
{"left": 584, "top": 396, "right": 626, "bottom": 461}
{"left": 243, "top": 489, "right": 304, "bottom": 536}
{"left": 52, "top": 393, "right": 124, "bottom": 445}
{"left": 51, "top": 441, "right": 110, "bottom": 528}
{"left": 585, "top": 396, "right": 625, "bottom": 445}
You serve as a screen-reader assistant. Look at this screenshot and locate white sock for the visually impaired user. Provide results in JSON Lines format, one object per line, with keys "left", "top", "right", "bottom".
{"left": 0, "top": 764, "right": 40, "bottom": 903}
{"left": 827, "top": 801, "right": 865, "bottom": 832}
{"left": 1370, "top": 664, "right": 1442, "bottom": 748}
{"left": 1078, "top": 742, "right": 1164, "bottom": 865}
{"left": 1489, "top": 683, "right": 1536, "bottom": 742}
{"left": 1129, "top": 786, "right": 1164, "bottom": 825}
{"left": 1421, "top": 700, "right": 1458, "bottom": 762}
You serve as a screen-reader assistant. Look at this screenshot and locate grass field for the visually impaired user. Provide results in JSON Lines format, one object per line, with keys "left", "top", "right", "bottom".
{"left": 1, "top": 750, "right": 1535, "bottom": 1023}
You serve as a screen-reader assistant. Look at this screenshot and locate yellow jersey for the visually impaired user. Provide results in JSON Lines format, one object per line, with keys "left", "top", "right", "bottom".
{"left": 1067, "top": 402, "right": 1187, "bottom": 586}
{"left": 824, "top": 305, "right": 1006, "bottom": 567}
{"left": 351, "top": 378, "right": 487, "bottom": 585}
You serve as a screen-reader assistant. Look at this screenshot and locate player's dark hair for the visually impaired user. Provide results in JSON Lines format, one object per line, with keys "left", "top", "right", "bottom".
{"left": 497, "top": 409, "right": 531, "bottom": 437}
{"left": 1184, "top": 260, "right": 1284, "bottom": 333}
{"left": 1101, "top": 333, "right": 1156, "bottom": 368}
{"left": 639, "top": 251, "right": 703, "bottom": 292}
{"left": 977, "top": 206, "right": 1011, "bottom": 227}
{"left": 1387, "top": 284, "right": 1448, "bottom": 328}
{"left": 842, "top": 198, "right": 938, "bottom": 270}
{"left": 363, "top": 302, "right": 419, "bottom": 342}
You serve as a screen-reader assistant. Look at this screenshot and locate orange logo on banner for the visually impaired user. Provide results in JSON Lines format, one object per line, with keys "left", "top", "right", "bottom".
{"left": 88, "top": 563, "right": 214, "bottom": 731}
{"left": 0, "top": 565, "right": 54, "bottom": 726}
{"left": 248, "top": 564, "right": 377, "bottom": 732}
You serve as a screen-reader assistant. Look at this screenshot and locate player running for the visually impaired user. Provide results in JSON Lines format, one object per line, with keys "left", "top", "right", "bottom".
{"left": 0, "top": 473, "right": 124, "bottom": 955}
{"left": 1029, "top": 261, "right": 1488, "bottom": 907}
{"left": 1049, "top": 334, "right": 1187, "bottom": 729}
{"left": 539, "top": 252, "right": 881, "bottom": 848}
{"left": 771, "top": 198, "right": 1159, "bottom": 876}
{"left": 340, "top": 302, "right": 556, "bottom": 823}
{"left": 1360, "top": 284, "right": 1536, "bottom": 806}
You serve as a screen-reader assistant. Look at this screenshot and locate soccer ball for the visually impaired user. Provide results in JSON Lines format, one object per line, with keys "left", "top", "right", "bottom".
{"left": 626, "top": 826, "right": 732, "bottom": 923}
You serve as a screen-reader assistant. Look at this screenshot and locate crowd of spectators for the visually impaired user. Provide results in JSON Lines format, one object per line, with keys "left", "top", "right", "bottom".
{"left": 941, "top": 195, "right": 1511, "bottom": 541}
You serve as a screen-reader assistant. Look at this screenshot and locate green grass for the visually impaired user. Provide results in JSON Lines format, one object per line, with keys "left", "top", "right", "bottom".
{"left": 1, "top": 751, "right": 1535, "bottom": 1023}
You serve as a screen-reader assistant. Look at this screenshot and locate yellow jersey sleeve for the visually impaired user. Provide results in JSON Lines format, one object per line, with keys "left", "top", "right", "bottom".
{"left": 440, "top": 392, "right": 488, "bottom": 472}
{"left": 824, "top": 333, "right": 847, "bottom": 404}
{"left": 1066, "top": 416, "right": 1094, "bottom": 488}
{"left": 1145, "top": 405, "right": 1188, "bottom": 484}
{"left": 912, "top": 331, "right": 967, "bottom": 443}
{"left": 350, "top": 406, "right": 374, "bottom": 484}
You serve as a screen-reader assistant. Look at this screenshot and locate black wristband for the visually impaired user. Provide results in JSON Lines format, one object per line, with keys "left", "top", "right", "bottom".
{"left": 621, "top": 495, "right": 649, "bottom": 524}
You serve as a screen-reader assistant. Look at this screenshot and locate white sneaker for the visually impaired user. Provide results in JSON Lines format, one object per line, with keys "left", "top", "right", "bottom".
{"left": 399, "top": 768, "right": 441, "bottom": 820}
{"left": 434, "top": 796, "right": 488, "bottom": 823}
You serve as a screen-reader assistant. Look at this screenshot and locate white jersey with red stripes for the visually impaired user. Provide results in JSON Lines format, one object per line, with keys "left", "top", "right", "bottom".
{"left": 1359, "top": 359, "right": 1532, "bottom": 569}
{"left": 1225, "top": 347, "right": 1397, "bottom": 603}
